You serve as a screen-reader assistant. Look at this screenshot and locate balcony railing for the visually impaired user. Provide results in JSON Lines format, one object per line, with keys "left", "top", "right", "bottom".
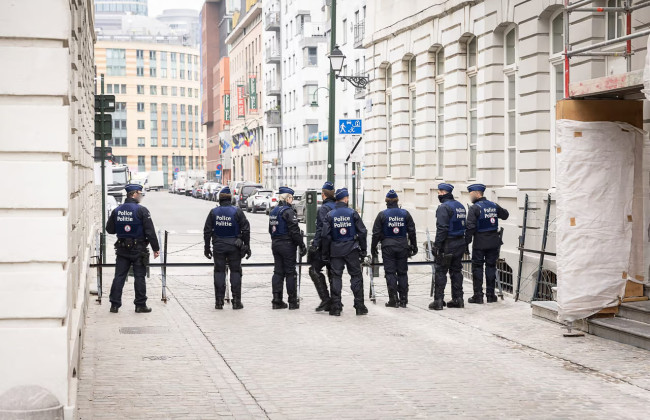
{"left": 354, "top": 21, "right": 365, "bottom": 48}
{"left": 265, "top": 45, "right": 281, "bottom": 63}
{"left": 264, "top": 11, "right": 280, "bottom": 31}
{"left": 266, "top": 109, "right": 281, "bottom": 128}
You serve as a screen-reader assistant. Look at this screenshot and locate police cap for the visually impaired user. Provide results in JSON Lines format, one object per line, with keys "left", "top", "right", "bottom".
{"left": 467, "top": 183, "right": 486, "bottom": 193}
{"left": 125, "top": 184, "right": 143, "bottom": 193}
{"left": 437, "top": 183, "right": 454, "bottom": 192}
{"left": 335, "top": 188, "right": 349, "bottom": 200}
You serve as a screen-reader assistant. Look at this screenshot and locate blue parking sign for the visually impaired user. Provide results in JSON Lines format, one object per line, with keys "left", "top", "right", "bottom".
{"left": 338, "top": 119, "right": 362, "bottom": 135}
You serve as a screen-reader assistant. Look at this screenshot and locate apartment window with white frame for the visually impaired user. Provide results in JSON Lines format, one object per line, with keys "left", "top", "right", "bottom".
{"left": 504, "top": 26, "right": 518, "bottom": 184}
{"left": 607, "top": 0, "right": 624, "bottom": 40}
{"left": 385, "top": 64, "right": 393, "bottom": 175}
{"left": 408, "top": 56, "right": 417, "bottom": 177}
{"left": 436, "top": 48, "right": 445, "bottom": 178}
{"left": 549, "top": 11, "right": 565, "bottom": 188}
{"left": 467, "top": 37, "right": 478, "bottom": 180}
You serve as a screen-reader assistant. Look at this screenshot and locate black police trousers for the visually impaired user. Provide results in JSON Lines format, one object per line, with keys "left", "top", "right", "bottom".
{"left": 213, "top": 244, "right": 242, "bottom": 301}
{"left": 434, "top": 241, "right": 465, "bottom": 301}
{"left": 472, "top": 247, "right": 499, "bottom": 297}
{"left": 382, "top": 245, "right": 409, "bottom": 302}
{"left": 110, "top": 248, "right": 148, "bottom": 308}
{"left": 330, "top": 249, "right": 364, "bottom": 308}
{"left": 272, "top": 240, "right": 298, "bottom": 302}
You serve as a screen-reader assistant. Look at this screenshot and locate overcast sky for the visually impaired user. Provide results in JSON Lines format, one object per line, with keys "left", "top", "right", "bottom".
{"left": 148, "top": 0, "right": 205, "bottom": 17}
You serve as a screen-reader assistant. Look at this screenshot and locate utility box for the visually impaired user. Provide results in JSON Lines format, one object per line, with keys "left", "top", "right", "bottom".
{"left": 304, "top": 190, "right": 318, "bottom": 246}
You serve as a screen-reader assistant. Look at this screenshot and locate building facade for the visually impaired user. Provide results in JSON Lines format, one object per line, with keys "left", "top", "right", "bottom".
{"left": 0, "top": 0, "right": 96, "bottom": 417}
{"left": 95, "top": 40, "right": 206, "bottom": 187}
{"left": 363, "top": 0, "right": 650, "bottom": 300}
{"left": 202, "top": 0, "right": 234, "bottom": 183}
{"left": 226, "top": 0, "right": 264, "bottom": 184}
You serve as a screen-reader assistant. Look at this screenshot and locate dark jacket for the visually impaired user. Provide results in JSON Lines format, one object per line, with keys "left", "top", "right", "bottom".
{"left": 465, "top": 197, "right": 509, "bottom": 250}
{"left": 322, "top": 201, "right": 367, "bottom": 259}
{"left": 434, "top": 194, "right": 465, "bottom": 250}
{"left": 106, "top": 197, "right": 160, "bottom": 252}
{"left": 312, "top": 197, "right": 336, "bottom": 249}
{"left": 371, "top": 203, "right": 416, "bottom": 251}
{"left": 203, "top": 200, "right": 251, "bottom": 249}
{"left": 269, "top": 202, "right": 304, "bottom": 247}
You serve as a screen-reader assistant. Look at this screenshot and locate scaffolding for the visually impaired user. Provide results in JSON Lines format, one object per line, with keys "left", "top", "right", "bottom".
{"left": 563, "top": 0, "right": 650, "bottom": 98}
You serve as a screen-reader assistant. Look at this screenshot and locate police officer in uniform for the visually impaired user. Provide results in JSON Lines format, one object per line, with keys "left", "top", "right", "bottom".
{"left": 428, "top": 183, "right": 467, "bottom": 311}
{"left": 106, "top": 183, "right": 160, "bottom": 313}
{"left": 321, "top": 188, "right": 368, "bottom": 316}
{"left": 269, "top": 187, "right": 307, "bottom": 309}
{"left": 371, "top": 190, "right": 417, "bottom": 308}
{"left": 308, "top": 181, "right": 337, "bottom": 311}
{"left": 465, "top": 183, "right": 509, "bottom": 304}
{"left": 203, "top": 187, "right": 251, "bottom": 310}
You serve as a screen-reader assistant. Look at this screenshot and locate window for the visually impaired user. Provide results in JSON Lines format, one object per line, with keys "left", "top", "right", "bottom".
{"left": 138, "top": 156, "right": 145, "bottom": 172}
{"left": 306, "top": 47, "right": 317, "bottom": 66}
{"left": 150, "top": 85, "right": 157, "bottom": 95}
{"left": 138, "top": 137, "right": 145, "bottom": 147}
{"left": 107, "top": 84, "right": 112, "bottom": 94}
{"left": 162, "top": 137, "right": 168, "bottom": 147}
{"left": 149, "top": 51, "right": 156, "bottom": 60}
{"left": 137, "top": 102, "right": 145, "bottom": 112}
{"left": 137, "top": 120, "right": 145, "bottom": 129}
{"left": 137, "top": 85, "right": 144, "bottom": 94}
{"left": 172, "top": 87, "right": 177, "bottom": 96}
{"left": 467, "top": 37, "right": 478, "bottom": 179}
{"left": 385, "top": 64, "right": 393, "bottom": 175}
{"left": 151, "top": 156, "right": 158, "bottom": 171}
{"left": 162, "top": 86, "right": 169, "bottom": 96}
{"left": 550, "top": 12, "right": 565, "bottom": 188}
{"left": 121, "top": 84, "right": 126, "bottom": 94}
{"left": 607, "top": 0, "right": 624, "bottom": 40}
{"left": 304, "top": 84, "right": 317, "bottom": 105}
{"left": 172, "top": 137, "right": 178, "bottom": 147}
{"left": 342, "top": 19, "right": 347, "bottom": 44}
{"left": 408, "top": 57, "right": 417, "bottom": 177}
{"left": 504, "top": 26, "right": 518, "bottom": 184}
{"left": 137, "top": 66, "right": 144, "bottom": 77}
{"left": 180, "top": 87, "right": 185, "bottom": 97}
{"left": 149, "top": 67, "right": 156, "bottom": 77}
{"left": 436, "top": 48, "right": 445, "bottom": 178}
{"left": 150, "top": 135, "right": 158, "bottom": 147}
{"left": 106, "top": 48, "right": 126, "bottom": 76}
{"left": 552, "top": 12, "right": 564, "bottom": 55}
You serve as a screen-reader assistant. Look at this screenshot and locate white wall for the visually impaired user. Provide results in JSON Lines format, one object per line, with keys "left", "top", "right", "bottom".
{"left": 0, "top": 0, "right": 96, "bottom": 417}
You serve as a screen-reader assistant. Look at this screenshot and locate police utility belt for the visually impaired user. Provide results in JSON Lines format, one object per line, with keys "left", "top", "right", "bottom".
{"left": 116, "top": 238, "right": 148, "bottom": 249}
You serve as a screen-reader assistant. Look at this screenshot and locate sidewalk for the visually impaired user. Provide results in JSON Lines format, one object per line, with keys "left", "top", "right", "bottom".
{"left": 76, "top": 262, "right": 650, "bottom": 419}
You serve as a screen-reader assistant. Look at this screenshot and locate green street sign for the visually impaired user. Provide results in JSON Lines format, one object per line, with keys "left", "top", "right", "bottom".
{"left": 95, "top": 94, "right": 116, "bottom": 112}
{"left": 94, "top": 114, "right": 112, "bottom": 140}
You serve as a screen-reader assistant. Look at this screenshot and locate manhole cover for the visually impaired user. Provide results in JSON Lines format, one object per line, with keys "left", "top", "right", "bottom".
{"left": 119, "top": 326, "right": 169, "bottom": 335}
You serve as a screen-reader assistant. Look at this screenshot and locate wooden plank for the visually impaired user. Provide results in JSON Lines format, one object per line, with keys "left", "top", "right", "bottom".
{"left": 556, "top": 99, "right": 643, "bottom": 128}
{"left": 622, "top": 296, "right": 650, "bottom": 303}
{"left": 568, "top": 70, "right": 644, "bottom": 99}
{"left": 596, "top": 306, "right": 619, "bottom": 315}
{"left": 625, "top": 280, "right": 645, "bottom": 298}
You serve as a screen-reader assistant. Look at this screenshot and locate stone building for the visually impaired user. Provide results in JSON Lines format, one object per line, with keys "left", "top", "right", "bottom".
{"left": 0, "top": 0, "right": 96, "bottom": 417}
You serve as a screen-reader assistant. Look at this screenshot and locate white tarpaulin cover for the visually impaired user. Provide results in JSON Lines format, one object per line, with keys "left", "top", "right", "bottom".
{"left": 556, "top": 120, "right": 641, "bottom": 322}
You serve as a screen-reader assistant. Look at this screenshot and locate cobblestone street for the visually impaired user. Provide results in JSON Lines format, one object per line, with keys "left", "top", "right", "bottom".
{"left": 77, "top": 193, "right": 650, "bottom": 419}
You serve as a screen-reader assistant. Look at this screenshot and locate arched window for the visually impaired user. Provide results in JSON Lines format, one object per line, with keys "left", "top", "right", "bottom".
{"left": 385, "top": 64, "right": 393, "bottom": 175}
{"left": 466, "top": 36, "right": 478, "bottom": 179}
{"left": 549, "top": 11, "right": 565, "bottom": 189}
{"left": 503, "top": 26, "right": 517, "bottom": 184}
{"left": 408, "top": 56, "right": 417, "bottom": 177}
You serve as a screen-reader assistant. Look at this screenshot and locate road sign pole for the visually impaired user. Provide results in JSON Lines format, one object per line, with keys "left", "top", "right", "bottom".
{"left": 100, "top": 74, "right": 106, "bottom": 263}
{"left": 327, "top": 0, "right": 337, "bottom": 183}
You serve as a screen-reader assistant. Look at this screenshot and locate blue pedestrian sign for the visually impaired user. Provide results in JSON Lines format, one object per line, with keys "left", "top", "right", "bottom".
{"left": 215, "top": 170, "right": 222, "bottom": 178}
{"left": 339, "top": 119, "right": 362, "bottom": 135}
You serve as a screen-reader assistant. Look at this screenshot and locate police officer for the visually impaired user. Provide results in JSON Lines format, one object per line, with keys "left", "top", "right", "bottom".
{"left": 203, "top": 186, "right": 251, "bottom": 310}
{"left": 321, "top": 188, "right": 368, "bottom": 316}
{"left": 308, "top": 181, "right": 337, "bottom": 311}
{"left": 371, "top": 190, "right": 417, "bottom": 308}
{"left": 428, "top": 183, "right": 467, "bottom": 311}
{"left": 269, "top": 187, "right": 307, "bottom": 309}
{"left": 106, "top": 183, "right": 160, "bottom": 313}
{"left": 465, "top": 183, "right": 509, "bottom": 304}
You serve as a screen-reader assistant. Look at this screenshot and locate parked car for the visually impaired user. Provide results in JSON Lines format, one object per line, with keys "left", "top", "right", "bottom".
{"left": 294, "top": 190, "right": 322, "bottom": 222}
{"left": 246, "top": 189, "right": 273, "bottom": 213}
{"left": 229, "top": 181, "right": 247, "bottom": 206}
{"left": 264, "top": 191, "right": 281, "bottom": 214}
{"left": 237, "top": 183, "right": 263, "bottom": 209}
{"left": 192, "top": 181, "right": 205, "bottom": 198}
{"left": 202, "top": 182, "right": 218, "bottom": 200}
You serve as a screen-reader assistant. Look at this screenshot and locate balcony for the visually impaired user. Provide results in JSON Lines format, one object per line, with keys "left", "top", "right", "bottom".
{"left": 354, "top": 21, "right": 365, "bottom": 49}
{"left": 265, "top": 45, "right": 281, "bottom": 64}
{"left": 266, "top": 83, "right": 281, "bottom": 97}
{"left": 298, "top": 22, "right": 327, "bottom": 47}
{"left": 266, "top": 109, "right": 281, "bottom": 128}
{"left": 265, "top": 11, "right": 280, "bottom": 31}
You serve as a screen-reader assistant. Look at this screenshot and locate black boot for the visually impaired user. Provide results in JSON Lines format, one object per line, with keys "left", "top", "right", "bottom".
{"left": 288, "top": 293, "right": 300, "bottom": 310}
{"left": 110, "top": 305, "right": 119, "bottom": 313}
{"left": 354, "top": 289, "right": 368, "bottom": 316}
{"left": 310, "top": 268, "right": 331, "bottom": 312}
{"left": 486, "top": 294, "right": 499, "bottom": 303}
{"left": 215, "top": 298, "right": 224, "bottom": 310}
{"left": 135, "top": 305, "right": 152, "bottom": 313}
{"left": 468, "top": 295, "right": 484, "bottom": 304}
{"left": 428, "top": 299, "right": 444, "bottom": 310}
{"left": 329, "top": 302, "right": 341, "bottom": 316}
{"left": 385, "top": 290, "right": 399, "bottom": 308}
{"left": 272, "top": 292, "right": 288, "bottom": 309}
{"left": 398, "top": 291, "right": 408, "bottom": 308}
{"left": 429, "top": 283, "right": 446, "bottom": 310}
{"left": 447, "top": 298, "right": 464, "bottom": 308}
{"left": 232, "top": 296, "right": 244, "bottom": 310}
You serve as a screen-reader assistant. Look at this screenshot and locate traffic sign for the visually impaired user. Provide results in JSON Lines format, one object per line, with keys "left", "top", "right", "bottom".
{"left": 215, "top": 170, "right": 222, "bottom": 178}
{"left": 216, "top": 164, "right": 223, "bottom": 170}
{"left": 338, "top": 119, "right": 362, "bottom": 135}
{"left": 94, "top": 114, "right": 112, "bottom": 140}
{"left": 95, "top": 94, "right": 116, "bottom": 112}
{"left": 174, "top": 167, "right": 179, "bottom": 172}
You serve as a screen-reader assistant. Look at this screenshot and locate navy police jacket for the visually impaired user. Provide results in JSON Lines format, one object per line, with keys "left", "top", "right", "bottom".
{"left": 465, "top": 197, "right": 509, "bottom": 250}
{"left": 106, "top": 197, "right": 160, "bottom": 251}
{"left": 434, "top": 195, "right": 467, "bottom": 249}
{"left": 269, "top": 203, "right": 303, "bottom": 246}
{"left": 312, "top": 198, "right": 337, "bottom": 249}
{"left": 203, "top": 200, "right": 251, "bottom": 249}
{"left": 321, "top": 202, "right": 367, "bottom": 258}
{"left": 371, "top": 203, "right": 417, "bottom": 250}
